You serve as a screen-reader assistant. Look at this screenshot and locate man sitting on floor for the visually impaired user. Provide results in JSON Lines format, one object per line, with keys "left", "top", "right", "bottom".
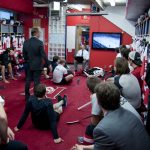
{"left": 72, "top": 82, "right": 150, "bottom": 150}
{"left": 53, "top": 59, "right": 74, "bottom": 84}
{"left": 14, "top": 84, "right": 67, "bottom": 144}
{"left": 0, "top": 103, "right": 28, "bottom": 150}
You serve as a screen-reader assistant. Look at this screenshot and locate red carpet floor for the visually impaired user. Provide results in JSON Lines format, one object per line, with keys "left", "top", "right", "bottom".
{"left": 0, "top": 74, "right": 91, "bottom": 150}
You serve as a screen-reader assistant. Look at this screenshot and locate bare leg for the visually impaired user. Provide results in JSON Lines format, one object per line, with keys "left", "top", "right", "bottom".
{"left": 43, "top": 68, "right": 49, "bottom": 79}
{"left": 53, "top": 100, "right": 64, "bottom": 114}
{"left": 8, "top": 63, "right": 17, "bottom": 80}
{"left": 82, "top": 60, "right": 89, "bottom": 70}
{"left": 65, "top": 74, "right": 74, "bottom": 82}
{"left": 1, "top": 65, "right": 9, "bottom": 83}
{"left": 74, "top": 60, "right": 78, "bottom": 71}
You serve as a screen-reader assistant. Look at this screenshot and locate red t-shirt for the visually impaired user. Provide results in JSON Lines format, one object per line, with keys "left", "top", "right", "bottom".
{"left": 131, "top": 66, "right": 143, "bottom": 91}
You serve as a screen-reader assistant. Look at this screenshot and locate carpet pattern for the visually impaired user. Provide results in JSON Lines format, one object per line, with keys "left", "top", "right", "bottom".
{"left": 0, "top": 74, "right": 91, "bottom": 150}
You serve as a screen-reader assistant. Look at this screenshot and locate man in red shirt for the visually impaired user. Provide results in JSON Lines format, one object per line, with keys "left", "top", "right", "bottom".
{"left": 128, "top": 51, "right": 143, "bottom": 90}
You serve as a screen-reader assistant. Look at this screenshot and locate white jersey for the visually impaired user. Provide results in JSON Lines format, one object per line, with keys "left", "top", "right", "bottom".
{"left": 53, "top": 64, "right": 67, "bottom": 83}
{"left": 91, "top": 93, "right": 101, "bottom": 116}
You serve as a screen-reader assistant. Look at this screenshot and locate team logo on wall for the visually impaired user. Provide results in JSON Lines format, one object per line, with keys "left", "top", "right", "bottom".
{"left": 20, "top": 86, "right": 66, "bottom": 99}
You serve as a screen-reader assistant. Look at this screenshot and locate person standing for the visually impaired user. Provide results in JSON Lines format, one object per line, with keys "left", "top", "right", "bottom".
{"left": 23, "top": 27, "right": 49, "bottom": 101}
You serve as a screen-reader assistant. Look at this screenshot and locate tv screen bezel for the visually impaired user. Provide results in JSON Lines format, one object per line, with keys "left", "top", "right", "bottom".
{"left": 92, "top": 32, "right": 122, "bottom": 50}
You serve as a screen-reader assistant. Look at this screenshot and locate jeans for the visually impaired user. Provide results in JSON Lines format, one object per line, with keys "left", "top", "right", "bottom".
{"left": 0, "top": 140, "right": 28, "bottom": 150}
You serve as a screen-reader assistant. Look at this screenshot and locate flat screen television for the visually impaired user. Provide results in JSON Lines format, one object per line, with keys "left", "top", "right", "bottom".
{"left": 92, "top": 32, "right": 122, "bottom": 50}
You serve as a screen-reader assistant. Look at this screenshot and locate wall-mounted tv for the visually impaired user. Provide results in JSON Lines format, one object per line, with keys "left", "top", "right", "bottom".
{"left": 92, "top": 32, "right": 122, "bottom": 50}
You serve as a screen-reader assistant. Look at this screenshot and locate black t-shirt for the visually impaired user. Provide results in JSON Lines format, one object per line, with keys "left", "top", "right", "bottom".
{"left": 17, "top": 96, "right": 59, "bottom": 139}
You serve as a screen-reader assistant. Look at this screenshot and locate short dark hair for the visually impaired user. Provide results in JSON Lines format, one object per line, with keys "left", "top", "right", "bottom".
{"left": 115, "top": 57, "right": 130, "bottom": 75}
{"left": 53, "top": 56, "right": 60, "bottom": 62}
{"left": 59, "top": 59, "right": 66, "bottom": 64}
{"left": 86, "top": 76, "right": 101, "bottom": 93}
{"left": 31, "top": 27, "right": 39, "bottom": 36}
{"left": 34, "top": 84, "right": 46, "bottom": 98}
{"left": 120, "top": 48, "right": 131, "bottom": 60}
{"left": 95, "top": 82, "right": 120, "bottom": 110}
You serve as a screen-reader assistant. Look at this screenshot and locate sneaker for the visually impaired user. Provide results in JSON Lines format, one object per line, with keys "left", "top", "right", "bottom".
{"left": 77, "top": 136, "right": 84, "bottom": 144}
{"left": 62, "top": 95, "right": 67, "bottom": 107}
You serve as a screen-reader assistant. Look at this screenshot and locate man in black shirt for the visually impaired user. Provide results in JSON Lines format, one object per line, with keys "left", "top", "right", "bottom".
{"left": 14, "top": 84, "right": 67, "bottom": 144}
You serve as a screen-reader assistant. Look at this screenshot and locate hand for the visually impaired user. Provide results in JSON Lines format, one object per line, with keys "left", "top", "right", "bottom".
{"left": 71, "top": 144, "right": 84, "bottom": 150}
{"left": 7, "top": 127, "right": 15, "bottom": 141}
{"left": 14, "top": 127, "right": 19, "bottom": 132}
{"left": 54, "top": 137, "right": 64, "bottom": 144}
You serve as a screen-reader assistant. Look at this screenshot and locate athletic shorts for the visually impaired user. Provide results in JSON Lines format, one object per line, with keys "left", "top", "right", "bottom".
{"left": 60, "top": 77, "right": 67, "bottom": 84}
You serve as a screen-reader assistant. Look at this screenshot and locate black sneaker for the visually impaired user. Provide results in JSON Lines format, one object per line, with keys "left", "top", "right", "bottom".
{"left": 56, "top": 95, "right": 63, "bottom": 102}
{"left": 62, "top": 95, "right": 67, "bottom": 107}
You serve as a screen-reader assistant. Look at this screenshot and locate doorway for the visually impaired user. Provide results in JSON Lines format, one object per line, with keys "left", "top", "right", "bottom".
{"left": 75, "top": 25, "right": 90, "bottom": 54}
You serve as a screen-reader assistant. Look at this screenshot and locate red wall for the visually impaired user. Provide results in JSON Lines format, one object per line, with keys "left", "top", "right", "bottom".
{"left": 89, "top": 16, "right": 132, "bottom": 68}
{"left": 67, "top": 15, "right": 132, "bottom": 68}
{"left": 66, "top": 16, "right": 90, "bottom": 63}
{"left": 19, "top": 8, "right": 49, "bottom": 54}
{"left": 0, "top": 0, "right": 33, "bottom": 14}
{"left": 67, "top": 16, "right": 90, "bottom": 26}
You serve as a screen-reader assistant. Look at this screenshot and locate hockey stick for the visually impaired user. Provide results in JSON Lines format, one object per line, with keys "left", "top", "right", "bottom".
{"left": 66, "top": 115, "right": 92, "bottom": 124}
{"left": 77, "top": 101, "right": 92, "bottom": 110}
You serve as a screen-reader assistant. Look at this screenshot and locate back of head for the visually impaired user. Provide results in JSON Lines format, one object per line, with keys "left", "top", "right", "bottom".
{"left": 128, "top": 51, "right": 142, "bottom": 66}
{"left": 59, "top": 59, "right": 66, "bottom": 65}
{"left": 86, "top": 76, "right": 101, "bottom": 93}
{"left": 95, "top": 82, "right": 120, "bottom": 110}
{"left": 34, "top": 84, "right": 46, "bottom": 98}
{"left": 115, "top": 57, "right": 130, "bottom": 75}
{"left": 120, "top": 48, "right": 131, "bottom": 60}
{"left": 31, "top": 27, "right": 40, "bottom": 37}
{"left": 53, "top": 55, "right": 60, "bottom": 62}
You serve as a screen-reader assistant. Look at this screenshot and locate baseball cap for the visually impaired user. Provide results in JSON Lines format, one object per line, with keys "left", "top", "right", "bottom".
{"left": 128, "top": 51, "right": 142, "bottom": 66}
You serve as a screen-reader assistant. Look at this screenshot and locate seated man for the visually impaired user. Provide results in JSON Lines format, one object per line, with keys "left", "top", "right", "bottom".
{"left": 53, "top": 59, "right": 74, "bottom": 84}
{"left": 0, "top": 49, "right": 17, "bottom": 83}
{"left": 0, "top": 103, "right": 28, "bottom": 150}
{"left": 78, "top": 76, "right": 102, "bottom": 144}
{"left": 51, "top": 56, "right": 60, "bottom": 72}
{"left": 14, "top": 84, "right": 67, "bottom": 144}
{"left": 128, "top": 51, "right": 143, "bottom": 90}
{"left": 72, "top": 82, "right": 150, "bottom": 150}
{"left": 74, "top": 45, "right": 89, "bottom": 72}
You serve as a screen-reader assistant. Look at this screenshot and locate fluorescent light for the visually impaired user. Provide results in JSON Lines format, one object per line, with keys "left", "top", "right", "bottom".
{"left": 109, "top": 0, "right": 115, "bottom": 6}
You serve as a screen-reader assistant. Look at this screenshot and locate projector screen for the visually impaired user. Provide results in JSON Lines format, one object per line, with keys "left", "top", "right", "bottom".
{"left": 92, "top": 32, "right": 122, "bottom": 50}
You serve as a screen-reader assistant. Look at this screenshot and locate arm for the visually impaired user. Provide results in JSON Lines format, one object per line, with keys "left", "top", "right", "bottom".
{"left": 94, "top": 128, "right": 116, "bottom": 150}
{"left": 91, "top": 115, "right": 102, "bottom": 126}
{"left": 16, "top": 101, "right": 31, "bottom": 129}
{"left": 0, "top": 103, "right": 8, "bottom": 144}
{"left": 23, "top": 43, "right": 27, "bottom": 62}
{"left": 39, "top": 42, "right": 49, "bottom": 66}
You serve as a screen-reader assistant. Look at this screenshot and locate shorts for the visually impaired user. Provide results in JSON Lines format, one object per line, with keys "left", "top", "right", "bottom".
{"left": 60, "top": 77, "right": 67, "bottom": 84}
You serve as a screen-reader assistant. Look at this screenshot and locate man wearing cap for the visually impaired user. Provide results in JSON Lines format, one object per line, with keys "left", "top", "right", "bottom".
{"left": 128, "top": 51, "right": 143, "bottom": 90}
